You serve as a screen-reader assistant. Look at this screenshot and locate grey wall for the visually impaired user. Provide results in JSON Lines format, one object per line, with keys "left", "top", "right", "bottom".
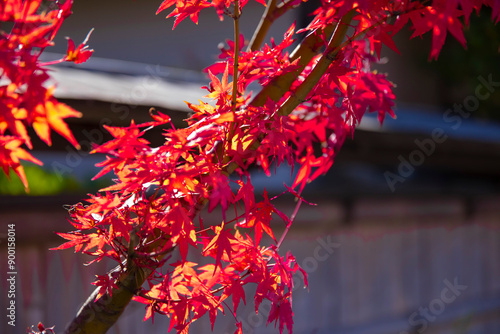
{"left": 1, "top": 195, "right": 499, "bottom": 334}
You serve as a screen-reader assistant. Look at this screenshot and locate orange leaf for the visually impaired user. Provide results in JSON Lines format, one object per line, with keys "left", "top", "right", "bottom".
{"left": 0, "top": 136, "right": 42, "bottom": 191}
{"left": 45, "top": 97, "right": 82, "bottom": 148}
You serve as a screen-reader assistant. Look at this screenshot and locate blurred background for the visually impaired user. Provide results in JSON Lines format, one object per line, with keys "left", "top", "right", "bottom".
{"left": 1, "top": 1, "right": 500, "bottom": 333}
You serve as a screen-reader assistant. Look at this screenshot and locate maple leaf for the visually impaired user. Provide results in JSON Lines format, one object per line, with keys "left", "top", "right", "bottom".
{"left": 234, "top": 322, "right": 243, "bottom": 334}
{"left": 207, "top": 172, "right": 234, "bottom": 216}
{"left": 410, "top": 1, "right": 467, "bottom": 60}
{"left": 145, "top": 109, "right": 172, "bottom": 126}
{"left": 0, "top": 136, "right": 42, "bottom": 190}
{"left": 238, "top": 189, "right": 278, "bottom": 245}
{"left": 157, "top": 0, "right": 211, "bottom": 28}
{"left": 270, "top": 250, "right": 308, "bottom": 291}
{"left": 51, "top": 231, "right": 107, "bottom": 255}
{"left": 204, "top": 63, "right": 233, "bottom": 106}
{"left": 86, "top": 193, "right": 122, "bottom": 218}
{"left": 64, "top": 29, "right": 94, "bottom": 64}
{"left": 0, "top": 89, "right": 31, "bottom": 147}
{"left": 91, "top": 273, "right": 119, "bottom": 301}
{"left": 167, "top": 203, "right": 197, "bottom": 261}
{"left": 227, "top": 279, "right": 246, "bottom": 313}
{"left": 202, "top": 223, "right": 236, "bottom": 268}
{"left": 109, "top": 216, "right": 132, "bottom": 243}
{"left": 252, "top": 269, "right": 278, "bottom": 312}
{"left": 267, "top": 291, "right": 294, "bottom": 334}
{"left": 370, "top": 22, "right": 400, "bottom": 58}
{"left": 32, "top": 94, "right": 82, "bottom": 149}
{"left": 234, "top": 176, "right": 256, "bottom": 221}
{"left": 92, "top": 121, "right": 148, "bottom": 155}
{"left": 50, "top": 232, "right": 89, "bottom": 253}
{"left": 292, "top": 155, "right": 312, "bottom": 193}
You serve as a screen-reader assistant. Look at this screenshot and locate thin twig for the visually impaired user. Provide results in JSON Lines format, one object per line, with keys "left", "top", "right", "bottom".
{"left": 276, "top": 198, "right": 303, "bottom": 250}
{"left": 228, "top": 0, "right": 241, "bottom": 145}
{"left": 231, "top": 0, "right": 240, "bottom": 112}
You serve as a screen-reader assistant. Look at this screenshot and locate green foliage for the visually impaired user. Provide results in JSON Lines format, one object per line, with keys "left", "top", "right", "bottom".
{"left": 428, "top": 8, "right": 500, "bottom": 120}
{"left": 0, "top": 165, "right": 80, "bottom": 195}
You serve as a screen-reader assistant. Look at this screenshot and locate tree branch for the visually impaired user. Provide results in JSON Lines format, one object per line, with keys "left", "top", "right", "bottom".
{"left": 65, "top": 262, "right": 149, "bottom": 334}
{"left": 65, "top": 9, "right": 357, "bottom": 334}
{"left": 250, "top": 20, "right": 340, "bottom": 107}
{"left": 277, "top": 9, "right": 357, "bottom": 116}
{"left": 247, "top": 0, "right": 277, "bottom": 51}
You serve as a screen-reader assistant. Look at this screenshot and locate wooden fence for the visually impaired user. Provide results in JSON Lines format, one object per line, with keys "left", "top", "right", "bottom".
{"left": 1, "top": 195, "right": 499, "bottom": 334}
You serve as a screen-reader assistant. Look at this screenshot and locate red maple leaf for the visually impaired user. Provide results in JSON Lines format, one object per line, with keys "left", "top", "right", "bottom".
{"left": 168, "top": 203, "right": 197, "bottom": 261}
{"left": 202, "top": 223, "right": 236, "bottom": 268}
{"left": 64, "top": 29, "right": 94, "bottom": 64}
{"left": 91, "top": 273, "right": 119, "bottom": 301}
{"left": 204, "top": 63, "right": 233, "bottom": 106}
{"left": 410, "top": 1, "right": 467, "bottom": 60}
{"left": 234, "top": 322, "right": 243, "bottom": 334}
{"left": 157, "top": 0, "right": 211, "bottom": 28}
{"left": 32, "top": 94, "right": 82, "bottom": 149}
{"left": 222, "top": 278, "right": 246, "bottom": 313}
{"left": 238, "top": 189, "right": 278, "bottom": 245}
{"left": 0, "top": 136, "right": 42, "bottom": 190}
{"left": 234, "top": 176, "right": 256, "bottom": 221}
{"left": 50, "top": 232, "right": 106, "bottom": 254}
{"left": 267, "top": 291, "right": 294, "bottom": 334}
{"left": 207, "top": 172, "right": 234, "bottom": 216}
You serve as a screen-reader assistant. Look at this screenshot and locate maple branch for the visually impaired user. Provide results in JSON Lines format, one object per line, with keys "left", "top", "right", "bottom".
{"left": 277, "top": 9, "right": 357, "bottom": 116}
{"left": 65, "top": 8, "right": 356, "bottom": 334}
{"left": 247, "top": 0, "right": 277, "bottom": 51}
{"left": 250, "top": 18, "right": 340, "bottom": 107}
{"left": 222, "top": 9, "right": 358, "bottom": 175}
{"left": 65, "top": 232, "right": 175, "bottom": 334}
{"left": 248, "top": 0, "right": 303, "bottom": 51}
{"left": 65, "top": 262, "right": 150, "bottom": 334}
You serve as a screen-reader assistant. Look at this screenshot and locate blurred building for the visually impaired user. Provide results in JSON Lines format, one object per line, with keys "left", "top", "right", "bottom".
{"left": 1, "top": 1, "right": 500, "bottom": 334}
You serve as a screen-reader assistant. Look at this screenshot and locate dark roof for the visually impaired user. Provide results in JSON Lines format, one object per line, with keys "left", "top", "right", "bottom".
{"left": 43, "top": 53, "right": 208, "bottom": 112}
{"left": 34, "top": 56, "right": 500, "bottom": 198}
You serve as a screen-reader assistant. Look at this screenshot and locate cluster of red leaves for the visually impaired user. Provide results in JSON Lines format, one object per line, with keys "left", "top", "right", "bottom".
{"left": 53, "top": 0, "right": 498, "bottom": 333}
{"left": 0, "top": 0, "right": 93, "bottom": 189}
{"left": 157, "top": 0, "right": 267, "bottom": 27}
